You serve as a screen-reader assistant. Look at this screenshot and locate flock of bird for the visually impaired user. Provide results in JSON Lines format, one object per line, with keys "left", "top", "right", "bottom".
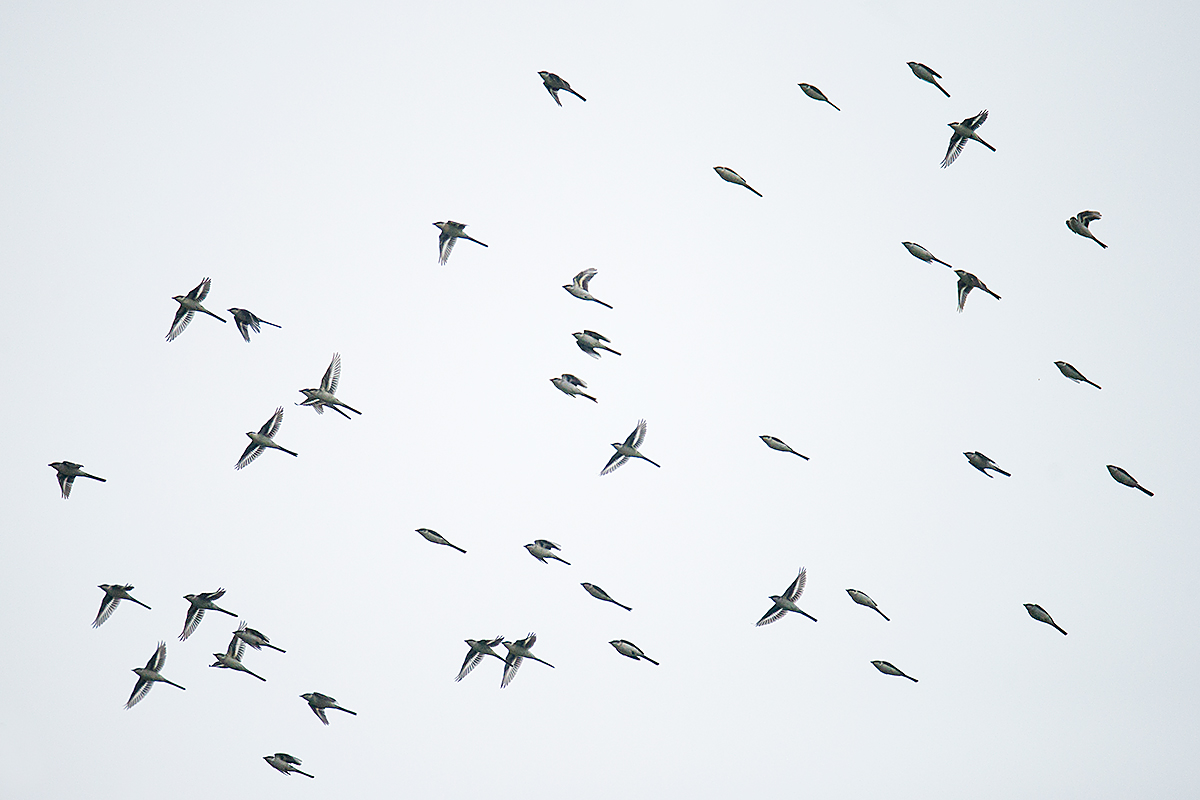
{"left": 58, "top": 65, "right": 1153, "bottom": 782}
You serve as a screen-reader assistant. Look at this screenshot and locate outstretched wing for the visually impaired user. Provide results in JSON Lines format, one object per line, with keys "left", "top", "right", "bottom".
{"left": 455, "top": 650, "right": 486, "bottom": 682}
{"left": 582, "top": 330, "right": 609, "bottom": 343}
{"left": 964, "top": 109, "right": 988, "bottom": 130}
{"left": 59, "top": 473, "right": 74, "bottom": 499}
{"left": 125, "top": 675, "right": 153, "bottom": 709}
{"left": 438, "top": 231, "right": 456, "bottom": 265}
{"left": 756, "top": 602, "right": 788, "bottom": 627}
{"left": 630, "top": 419, "right": 648, "bottom": 449}
{"left": 785, "top": 567, "right": 808, "bottom": 602}
{"left": 236, "top": 441, "right": 264, "bottom": 470}
{"left": 189, "top": 277, "right": 212, "bottom": 302}
{"left": 180, "top": 606, "right": 206, "bottom": 641}
{"left": 93, "top": 593, "right": 120, "bottom": 628}
{"left": 322, "top": 354, "right": 341, "bottom": 394}
{"left": 600, "top": 451, "right": 628, "bottom": 476}
{"left": 575, "top": 268, "right": 597, "bottom": 290}
{"left": 1079, "top": 210, "right": 1102, "bottom": 227}
{"left": 941, "top": 131, "right": 967, "bottom": 168}
{"left": 166, "top": 307, "right": 194, "bottom": 342}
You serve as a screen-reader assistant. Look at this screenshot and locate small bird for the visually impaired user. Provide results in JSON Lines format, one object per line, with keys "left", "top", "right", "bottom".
{"left": 902, "top": 241, "right": 954, "bottom": 269}
{"left": 263, "top": 753, "right": 314, "bottom": 779}
{"left": 1054, "top": 361, "right": 1101, "bottom": 389}
{"left": 300, "top": 692, "right": 357, "bottom": 725}
{"left": 964, "top": 451, "right": 1010, "bottom": 478}
{"left": 125, "top": 642, "right": 185, "bottom": 709}
{"left": 180, "top": 588, "right": 237, "bottom": 642}
{"left": 601, "top": 419, "right": 660, "bottom": 475}
{"left": 846, "top": 589, "right": 889, "bottom": 621}
{"left": 760, "top": 435, "right": 808, "bottom": 459}
{"left": 227, "top": 307, "right": 280, "bottom": 343}
{"left": 210, "top": 635, "right": 267, "bottom": 681}
{"left": 501, "top": 632, "right": 554, "bottom": 688}
{"left": 166, "top": 277, "right": 226, "bottom": 341}
{"left": 433, "top": 220, "right": 488, "bottom": 266}
{"left": 1066, "top": 211, "right": 1107, "bottom": 248}
{"left": 455, "top": 636, "right": 506, "bottom": 682}
{"left": 416, "top": 528, "right": 467, "bottom": 554}
{"left": 941, "top": 110, "right": 995, "bottom": 168}
{"left": 871, "top": 660, "right": 918, "bottom": 682}
{"left": 93, "top": 584, "right": 151, "bottom": 628}
{"left": 525, "top": 539, "right": 570, "bottom": 565}
{"left": 581, "top": 582, "right": 632, "bottom": 611}
{"left": 573, "top": 330, "right": 621, "bottom": 359}
{"left": 797, "top": 83, "right": 840, "bottom": 110}
{"left": 1106, "top": 465, "right": 1153, "bottom": 496}
{"left": 538, "top": 71, "right": 586, "bottom": 105}
{"left": 954, "top": 269, "right": 1001, "bottom": 312}
{"left": 298, "top": 353, "right": 362, "bottom": 419}
{"left": 1023, "top": 603, "right": 1068, "bottom": 635}
{"left": 551, "top": 374, "right": 598, "bottom": 402}
{"left": 907, "top": 62, "right": 951, "bottom": 96}
{"left": 236, "top": 407, "right": 298, "bottom": 469}
{"left": 713, "top": 166, "right": 762, "bottom": 197}
{"left": 609, "top": 639, "right": 659, "bottom": 665}
{"left": 563, "top": 268, "right": 612, "bottom": 309}
{"left": 48, "top": 461, "right": 106, "bottom": 499}
{"left": 233, "top": 621, "right": 286, "bottom": 653}
{"left": 757, "top": 567, "right": 817, "bottom": 626}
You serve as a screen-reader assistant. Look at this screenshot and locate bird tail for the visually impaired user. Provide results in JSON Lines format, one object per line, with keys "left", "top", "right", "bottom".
{"left": 791, "top": 451, "right": 810, "bottom": 460}
{"left": 1137, "top": 485, "right": 1154, "bottom": 497}
{"left": 643, "top": 456, "right": 662, "bottom": 468}
{"left": 876, "top": 608, "right": 890, "bottom": 621}
{"left": 979, "top": 138, "right": 997, "bottom": 152}
{"left": 596, "top": 299, "right": 614, "bottom": 309}
{"left": 296, "top": 769, "right": 315, "bottom": 778}
{"left": 265, "top": 643, "right": 287, "bottom": 653}
{"left": 1094, "top": 237, "right": 1108, "bottom": 249}
{"left": 933, "top": 257, "right": 955, "bottom": 269}
{"left": 601, "top": 346, "right": 622, "bottom": 356}
{"left": 462, "top": 235, "right": 488, "bottom": 247}
{"left": 262, "top": 319, "right": 282, "bottom": 328}
{"left": 337, "top": 706, "right": 357, "bottom": 716}
{"left": 166, "top": 679, "right": 187, "bottom": 690}
{"left": 936, "top": 83, "right": 951, "bottom": 98}
{"left": 250, "top": 670, "right": 267, "bottom": 681}
{"left": 133, "top": 598, "right": 152, "bottom": 610}
{"left": 82, "top": 472, "right": 106, "bottom": 482}
{"left": 1053, "top": 624, "right": 1068, "bottom": 636}
{"left": 340, "top": 403, "right": 363, "bottom": 415}
{"left": 568, "top": 88, "right": 586, "bottom": 102}
{"left": 618, "top": 602, "right": 633, "bottom": 611}
{"left": 204, "top": 309, "right": 227, "bottom": 322}
{"left": 799, "top": 610, "right": 818, "bottom": 622}
{"left": 1086, "top": 379, "right": 1102, "bottom": 389}
{"left": 995, "top": 467, "right": 1012, "bottom": 477}
{"left": 218, "top": 607, "right": 238, "bottom": 616}
{"left": 556, "top": 557, "right": 572, "bottom": 566}
{"left": 643, "top": 656, "right": 660, "bottom": 665}
{"left": 827, "top": 100, "right": 841, "bottom": 111}
{"left": 748, "top": 186, "right": 763, "bottom": 197}
{"left": 281, "top": 447, "right": 299, "bottom": 457}
{"left": 451, "top": 544, "right": 468, "bottom": 554}
{"left": 581, "top": 392, "right": 598, "bottom": 403}
{"left": 905, "top": 675, "right": 918, "bottom": 682}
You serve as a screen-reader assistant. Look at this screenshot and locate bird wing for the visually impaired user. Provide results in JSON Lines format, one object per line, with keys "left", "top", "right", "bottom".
{"left": 956, "top": 276, "right": 971, "bottom": 311}
{"left": 59, "top": 473, "right": 74, "bottom": 498}
{"left": 575, "top": 268, "right": 597, "bottom": 289}
{"left": 630, "top": 419, "right": 648, "bottom": 449}
{"left": 166, "top": 307, "right": 194, "bottom": 342}
{"left": 313, "top": 706, "right": 330, "bottom": 725}
{"left": 152, "top": 642, "right": 168, "bottom": 671}
{"left": 923, "top": 63, "right": 942, "bottom": 78}
{"left": 323, "top": 354, "right": 341, "bottom": 394}
{"left": 520, "top": 632, "right": 537, "bottom": 648}
{"left": 93, "top": 593, "right": 120, "bottom": 628}
{"left": 266, "top": 407, "right": 284, "bottom": 439}
{"left": 501, "top": 655, "right": 524, "bottom": 687}
{"left": 125, "top": 676, "right": 153, "bottom": 709}
{"left": 600, "top": 451, "right": 629, "bottom": 475}
{"left": 180, "top": 606, "right": 206, "bottom": 641}
{"left": 438, "top": 231, "right": 456, "bottom": 265}
{"left": 236, "top": 441, "right": 264, "bottom": 470}
{"left": 1079, "top": 210, "right": 1102, "bottom": 226}
{"left": 456, "top": 650, "right": 486, "bottom": 681}
{"left": 583, "top": 330, "right": 609, "bottom": 343}
{"left": 941, "top": 131, "right": 968, "bottom": 168}
{"left": 563, "top": 374, "right": 585, "bottom": 387}
{"left": 785, "top": 567, "right": 808, "bottom": 602}
{"left": 279, "top": 753, "right": 302, "bottom": 766}
{"left": 964, "top": 109, "right": 988, "bottom": 130}
{"left": 534, "top": 539, "right": 561, "bottom": 550}
{"left": 544, "top": 84, "right": 562, "bottom": 105}
{"left": 756, "top": 603, "right": 788, "bottom": 627}
{"left": 188, "top": 277, "right": 212, "bottom": 302}
{"left": 234, "top": 316, "right": 251, "bottom": 342}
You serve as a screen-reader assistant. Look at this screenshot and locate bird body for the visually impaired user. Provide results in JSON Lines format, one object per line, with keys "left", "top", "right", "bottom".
{"left": 846, "top": 589, "right": 889, "bottom": 621}
{"left": 964, "top": 451, "right": 1010, "bottom": 478}
{"left": 126, "top": 642, "right": 185, "bottom": 708}
{"left": 298, "top": 353, "right": 361, "bottom": 418}
{"left": 233, "top": 621, "right": 286, "bottom": 653}
{"left": 434, "top": 221, "right": 487, "bottom": 265}
{"left": 301, "top": 692, "right": 356, "bottom": 725}
{"left": 1024, "top": 603, "right": 1067, "bottom": 635}
{"left": 759, "top": 435, "right": 808, "bottom": 459}
{"left": 501, "top": 632, "right": 554, "bottom": 688}
{"left": 941, "top": 110, "right": 995, "bottom": 168}
{"left": 210, "top": 636, "right": 267, "bottom": 681}
{"left": 538, "top": 71, "right": 586, "bottom": 105}
{"left": 563, "top": 268, "right": 612, "bottom": 308}
{"left": 1107, "top": 465, "right": 1153, "bottom": 496}
{"left": 180, "top": 588, "right": 237, "bottom": 641}
{"left": 93, "top": 584, "right": 151, "bottom": 628}
{"left": 797, "top": 83, "right": 840, "bottom": 110}
{"left": 902, "top": 241, "right": 954, "bottom": 268}
{"left": 954, "top": 270, "right": 1001, "bottom": 311}
{"left": 417, "top": 528, "right": 467, "bottom": 553}
{"left": 236, "top": 407, "right": 297, "bottom": 469}
{"left": 713, "top": 166, "right": 762, "bottom": 197}
{"left": 609, "top": 639, "right": 659, "bottom": 665}
{"left": 227, "top": 307, "right": 280, "bottom": 342}
{"left": 757, "top": 567, "right": 816, "bottom": 626}
{"left": 1067, "top": 211, "right": 1107, "bottom": 248}
{"left": 573, "top": 330, "right": 621, "bottom": 358}
{"left": 581, "top": 582, "right": 632, "bottom": 611}
{"left": 167, "top": 277, "right": 226, "bottom": 341}
{"left": 49, "top": 461, "right": 105, "bottom": 499}
{"left": 264, "top": 753, "right": 314, "bottom": 778}
{"left": 601, "top": 419, "right": 660, "bottom": 475}
{"left": 456, "top": 636, "right": 506, "bottom": 682}
{"left": 871, "top": 660, "right": 917, "bottom": 682}
{"left": 551, "top": 374, "right": 597, "bottom": 402}
{"left": 525, "top": 539, "right": 570, "bottom": 565}
{"left": 1054, "top": 361, "right": 1101, "bottom": 389}
{"left": 907, "top": 62, "right": 950, "bottom": 96}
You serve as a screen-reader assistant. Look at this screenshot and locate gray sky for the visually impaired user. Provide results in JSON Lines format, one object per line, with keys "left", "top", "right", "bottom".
{"left": 4, "top": 1, "right": 1199, "bottom": 797}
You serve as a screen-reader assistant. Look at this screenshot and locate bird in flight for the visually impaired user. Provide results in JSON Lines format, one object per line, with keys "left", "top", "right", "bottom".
{"left": 301, "top": 692, "right": 357, "bottom": 725}
{"left": 1054, "top": 361, "right": 1101, "bottom": 389}
{"left": 581, "top": 582, "right": 632, "bottom": 611}
{"left": 609, "top": 639, "right": 659, "bottom": 665}
{"left": 93, "top": 584, "right": 151, "bottom": 628}
{"left": 233, "top": 621, "right": 286, "bottom": 653}
{"left": 871, "top": 660, "right": 918, "bottom": 682}
{"left": 416, "top": 528, "right": 467, "bottom": 554}
{"left": 757, "top": 567, "right": 817, "bottom": 626}
{"left": 573, "top": 330, "right": 621, "bottom": 359}
{"left": 1023, "top": 603, "right": 1067, "bottom": 635}
{"left": 501, "top": 632, "right": 554, "bottom": 688}
{"left": 907, "top": 62, "right": 950, "bottom": 97}
{"left": 551, "top": 374, "right": 597, "bottom": 402}
{"left": 563, "top": 268, "right": 612, "bottom": 309}
{"left": 964, "top": 451, "right": 1010, "bottom": 478}
{"left": 167, "top": 277, "right": 226, "bottom": 341}
{"left": 433, "top": 221, "right": 488, "bottom": 266}
{"left": 760, "top": 435, "right": 808, "bottom": 459}
{"left": 713, "top": 166, "right": 762, "bottom": 197}
{"left": 1106, "top": 465, "right": 1153, "bottom": 496}
{"left": 846, "top": 589, "right": 889, "bottom": 621}
{"left": 525, "top": 539, "right": 570, "bottom": 565}
{"left": 236, "top": 407, "right": 298, "bottom": 469}
{"left": 1066, "top": 211, "right": 1107, "bottom": 248}
{"left": 941, "top": 110, "right": 995, "bottom": 168}
{"left": 797, "top": 83, "right": 840, "bottom": 110}
{"left": 902, "top": 241, "right": 954, "bottom": 269}
{"left": 180, "top": 588, "right": 237, "bottom": 641}
{"left": 601, "top": 419, "right": 660, "bottom": 475}
{"left": 954, "top": 270, "right": 1001, "bottom": 312}
{"left": 455, "top": 636, "right": 506, "bottom": 682}
{"left": 125, "top": 642, "right": 185, "bottom": 709}
{"left": 538, "top": 71, "right": 586, "bottom": 105}
{"left": 48, "top": 461, "right": 105, "bottom": 499}
{"left": 298, "top": 353, "right": 361, "bottom": 419}
{"left": 264, "top": 753, "right": 314, "bottom": 778}
{"left": 210, "top": 634, "right": 267, "bottom": 681}
{"left": 227, "top": 307, "right": 281, "bottom": 343}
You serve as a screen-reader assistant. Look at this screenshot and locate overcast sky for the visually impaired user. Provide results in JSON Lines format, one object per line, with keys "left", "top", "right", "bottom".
{"left": 4, "top": 1, "right": 1200, "bottom": 797}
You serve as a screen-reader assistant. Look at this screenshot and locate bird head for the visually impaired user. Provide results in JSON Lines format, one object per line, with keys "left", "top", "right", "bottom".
{"left": 183, "top": 594, "right": 196, "bottom": 602}
{"left": 172, "top": 294, "right": 187, "bottom": 303}
{"left": 768, "top": 595, "right": 783, "bottom": 603}
{"left": 538, "top": 71, "right": 550, "bottom": 79}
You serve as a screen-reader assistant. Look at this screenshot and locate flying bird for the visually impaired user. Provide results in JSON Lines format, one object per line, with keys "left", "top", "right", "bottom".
{"left": 846, "top": 589, "right": 889, "bottom": 621}
{"left": 1066, "top": 210, "right": 1106, "bottom": 248}
{"left": 760, "top": 435, "right": 808, "bottom": 459}
{"left": 263, "top": 753, "right": 314, "bottom": 779}
{"left": 906, "top": 62, "right": 950, "bottom": 96}
{"left": 797, "top": 83, "right": 840, "bottom": 110}
{"left": 1023, "top": 603, "right": 1067, "bottom": 635}
{"left": 757, "top": 567, "right": 817, "bottom": 626}
{"left": 125, "top": 642, "right": 185, "bottom": 709}
{"left": 525, "top": 539, "right": 570, "bottom": 565}
{"left": 601, "top": 419, "right": 660, "bottom": 475}
{"left": 573, "top": 330, "right": 621, "bottom": 359}
{"left": 93, "top": 584, "right": 151, "bottom": 628}
{"left": 501, "top": 632, "right": 554, "bottom": 688}
{"left": 416, "top": 528, "right": 467, "bottom": 554}
{"left": 227, "top": 307, "right": 281, "bottom": 343}
{"left": 551, "top": 374, "right": 597, "bottom": 402}
{"left": 941, "top": 110, "right": 995, "bottom": 168}
{"left": 609, "top": 639, "right": 659, "bottom": 665}
{"left": 166, "top": 277, "right": 226, "bottom": 341}
{"left": 871, "top": 660, "right": 918, "bottom": 682}
{"left": 964, "top": 451, "right": 1010, "bottom": 478}
{"left": 300, "top": 692, "right": 357, "bottom": 725}
{"left": 1054, "top": 361, "right": 1101, "bottom": 389}
{"left": 455, "top": 636, "right": 506, "bottom": 682}
{"left": 233, "top": 621, "right": 286, "bottom": 653}
{"left": 180, "top": 588, "right": 237, "bottom": 642}
{"left": 210, "top": 635, "right": 267, "bottom": 681}
{"left": 954, "top": 269, "right": 1001, "bottom": 312}
{"left": 902, "top": 241, "right": 954, "bottom": 268}
{"left": 581, "top": 582, "right": 632, "bottom": 611}
{"left": 433, "top": 221, "right": 488, "bottom": 266}
{"left": 298, "top": 353, "right": 361, "bottom": 419}
{"left": 48, "top": 461, "right": 105, "bottom": 499}
{"left": 1106, "top": 465, "right": 1153, "bottom": 496}
{"left": 538, "top": 71, "right": 586, "bottom": 105}
{"left": 563, "top": 268, "right": 612, "bottom": 308}
{"left": 713, "top": 166, "right": 762, "bottom": 197}
{"left": 236, "top": 407, "right": 298, "bottom": 469}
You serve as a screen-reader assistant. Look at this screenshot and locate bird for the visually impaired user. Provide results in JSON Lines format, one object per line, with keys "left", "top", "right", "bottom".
{"left": 434, "top": 220, "right": 487, "bottom": 265}
{"left": 713, "top": 166, "right": 762, "bottom": 197}
{"left": 563, "top": 268, "right": 612, "bottom": 308}
{"left": 1024, "top": 603, "right": 1067, "bottom": 635}
{"left": 125, "top": 642, "right": 185, "bottom": 709}
{"left": 300, "top": 692, "right": 357, "bottom": 725}
{"left": 455, "top": 636, "right": 506, "bottom": 682}
{"left": 871, "top": 660, "right": 918, "bottom": 682}
{"left": 573, "top": 330, "right": 621, "bottom": 358}
{"left": 1054, "top": 361, "right": 1101, "bottom": 389}
{"left": 525, "top": 539, "right": 570, "bottom": 565}
{"left": 757, "top": 567, "right": 817, "bottom": 626}
{"left": 551, "top": 374, "right": 597, "bottom": 402}
{"left": 846, "top": 589, "right": 889, "bottom": 621}
{"left": 166, "top": 277, "right": 226, "bottom": 341}
{"left": 298, "top": 353, "right": 361, "bottom": 419}
{"left": 907, "top": 62, "right": 950, "bottom": 96}
{"left": 760, "top": 435, "right": 808, "bottom": 459}
{"left": 48, "top": 461, "right": 105, "bottom": 499}
{"left": 581, "top": 582, "right": 632, "bottom": 611}
{"left": 263, "top": 753, "right": 314, "bottom": 779}
{"left": 179, "top": 588, "right": 237, "bottom": 642}
{"left": 233, "top": 621, "right": 286, "bottom": 653}
{"left": 416, "top": 528, "right": 467, "bottom": 554}
{"left": 227, "top": 307, "right": 281, "bottom": 343}
{"left": 941, "top": 110, "right": 995, "bottom": 168}
{"left": 1067, "top": 211, "right": 1107, "bottom": 248}
{"left": 93, "top": 584, "right": 151, "bottom": 628}
{"left": 902, "top": 241, "right": 954, "bottom": 268}
{"left": 1106, "top": 465, "right": 1153, "bottom": 496}
{"left": 210, "top": 635, "right": 267, "bottom": 681}
{"left": 236, "top": 407, "right": 298, "bottom": 470}
{"left": 501, "top": 632, "right": 554, "bottom": 688}
{"left": 964, "top": 451, "right": 1010, "bottom": 478}
{"left": 954, "top": 269, "right": 1001, "bottom": 312}
{"left": 797, "top": 83, "right": 840, "bottom": 110}
{"left": 538, "top": 71, "right": 586, "bottom": 105}
{"left": 601, "top": 419, "right": 660, "bottom": 475}
{"left": 609, "top": 639, "right": 659, "bottom": 665}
